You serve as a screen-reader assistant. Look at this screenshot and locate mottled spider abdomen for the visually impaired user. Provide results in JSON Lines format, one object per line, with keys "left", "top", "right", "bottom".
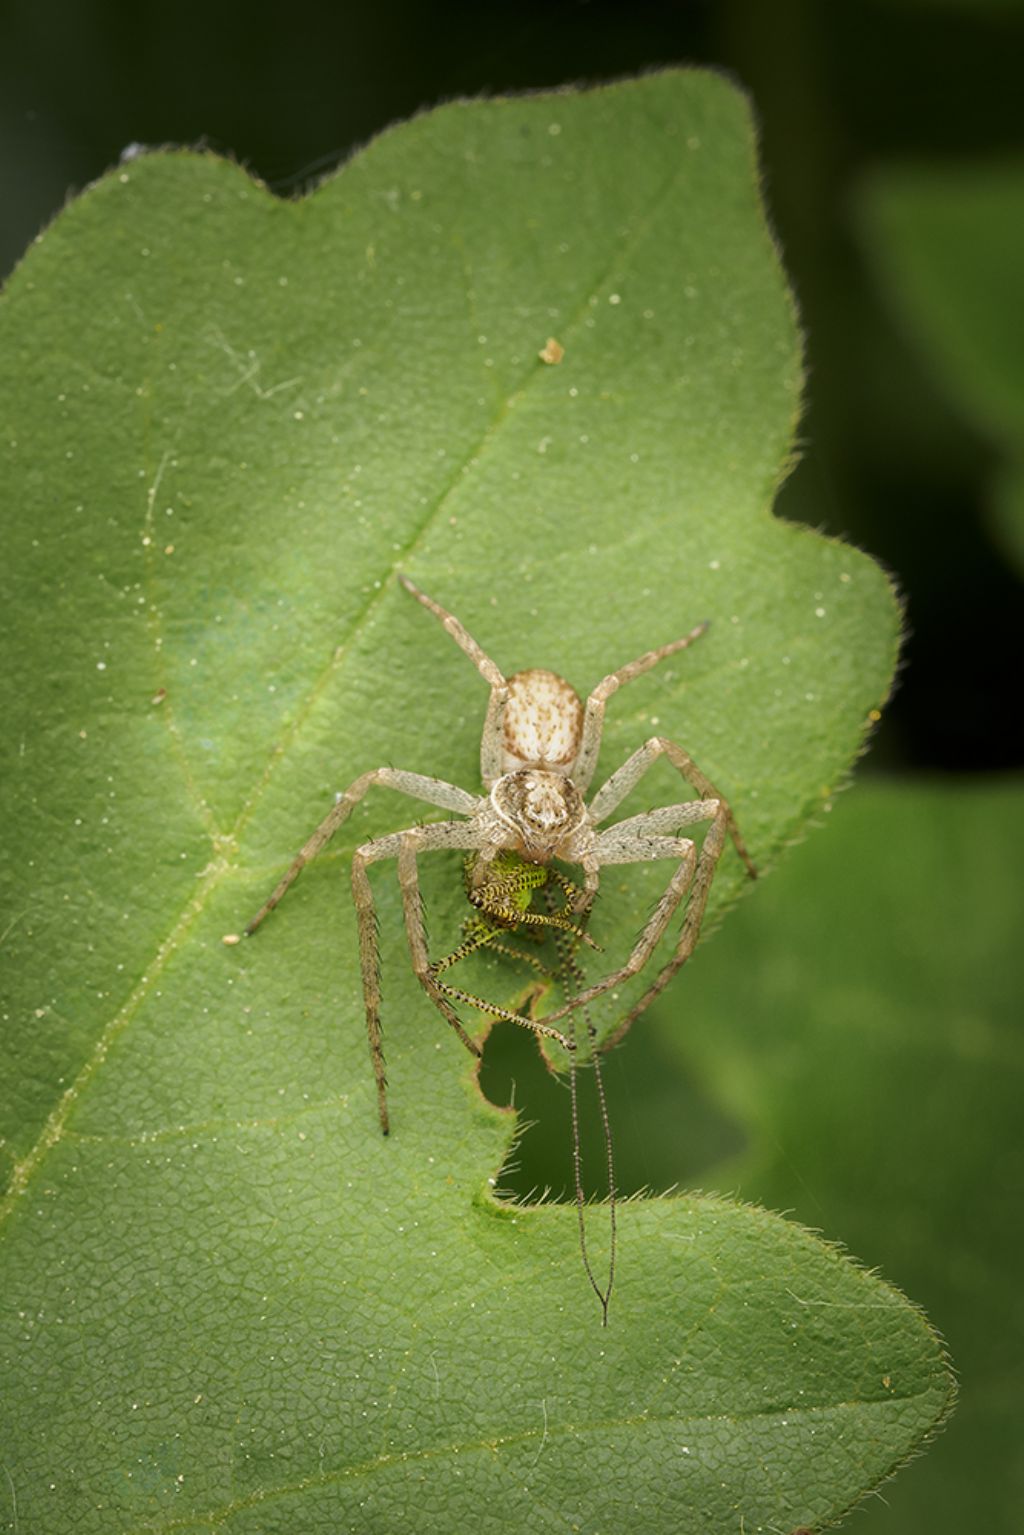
{"left": 502, "top": 669, "right": 583, "bottom": 773}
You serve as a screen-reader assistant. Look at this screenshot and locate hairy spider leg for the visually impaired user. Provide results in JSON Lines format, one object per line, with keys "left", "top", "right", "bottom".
{"left": 244, "top": 769, "right": 487, "bottom": 1136}
{"left": 600, "top": 823, "right": 725, "bottom": 1053}
{"left": 546, "top": 736, "right": 757, "bottom": 1045}
{"left": 354, "top": 819, "right": 488, "bottom": 1134}
{"left": 572, "top": 622, "right": 711, "bottom": 793}
{"left": 244, "top": 767, "right": 481, "bottom": 935}
{"left": 527, "top": 796, "right": 715, "bottom": 1029}
{"left": 398, "top": 573, "right": 510, "bottom": 789}
{"left": 542, "top": 827, "right": 702, "bottom": 1030}
{"left": 589, "top": 736, "right": 757, "bottom": 876}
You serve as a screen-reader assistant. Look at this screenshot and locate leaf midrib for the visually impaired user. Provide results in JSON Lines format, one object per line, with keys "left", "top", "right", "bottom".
{"left": 143, "top": 1386, "right": 941, "bottom": 1535}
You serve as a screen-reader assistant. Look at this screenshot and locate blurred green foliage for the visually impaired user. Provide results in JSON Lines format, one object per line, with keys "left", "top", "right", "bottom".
{"left": 861, "top": 159, "right": 1024, "bottom": 572}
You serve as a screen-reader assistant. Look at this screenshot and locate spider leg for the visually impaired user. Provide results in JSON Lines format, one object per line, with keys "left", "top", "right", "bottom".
{"left": 244, "top": 767, "right": 481, "bottom": 935}
{"left": 587, "top": 736, "right": 757, "bottom": 877}
{"left": 565, "top": 799, "right": 720, "bottom": 963}
{"left": 598, "top": 810, "right": 730, "bottom": 1052}
{"left": 557, "top": 735, "right": 755, "bottom": 1047}
{"left": 541, "top": 824, "right": 701, "bottom": 1027}
{"left": 399, "top": 575, "right": 510, "bottom": 789}
{"left": 396, "top": 833, "right": 576, "bottom": 1055}
{"left": 355, "top": 819, "right": 486, "bottom": 1134}
{"left": 553, "top": 780, "right": 741, "bottom": 1047}
{"left": 572, "top": 626, "right": 709, "bottom": 793}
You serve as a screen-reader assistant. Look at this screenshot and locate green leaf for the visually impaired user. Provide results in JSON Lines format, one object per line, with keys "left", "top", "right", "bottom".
{"left": 0, "top": 71, "right": 945, "bottom": 1533}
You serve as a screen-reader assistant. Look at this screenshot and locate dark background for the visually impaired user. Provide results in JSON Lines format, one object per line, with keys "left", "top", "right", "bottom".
{"left": 3, "top": 0, "right": 1022, "bottom": 771}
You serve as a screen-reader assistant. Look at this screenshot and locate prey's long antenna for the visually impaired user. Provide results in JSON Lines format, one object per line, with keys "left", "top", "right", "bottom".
{"left": 550, "top": 891, "right": 616, "bottom": 1325}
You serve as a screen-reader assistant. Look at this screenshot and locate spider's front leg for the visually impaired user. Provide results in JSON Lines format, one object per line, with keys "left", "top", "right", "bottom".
{"left": 398, "top": 575, "right": 511, "bottom": 789}
{"left": 593, "top": 810, "right": 722, "bottom": 1051}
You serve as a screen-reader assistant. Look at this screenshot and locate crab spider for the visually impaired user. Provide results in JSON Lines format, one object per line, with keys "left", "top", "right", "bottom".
{"left": 245, "top": 574, "right": 757, "bottom": 1133}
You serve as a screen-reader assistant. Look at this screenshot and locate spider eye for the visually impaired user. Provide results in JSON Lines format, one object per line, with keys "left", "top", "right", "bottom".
{"left": 523, "top": 777, "right": 572, "bottom": 829}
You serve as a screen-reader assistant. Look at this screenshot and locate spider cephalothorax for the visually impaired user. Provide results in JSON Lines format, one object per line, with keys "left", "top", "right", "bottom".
{"left": 488, "top": 768, "right": 587, "bottom": 861}
{"left": 245, "top": 574, "right": 756, "bottom": 1135}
